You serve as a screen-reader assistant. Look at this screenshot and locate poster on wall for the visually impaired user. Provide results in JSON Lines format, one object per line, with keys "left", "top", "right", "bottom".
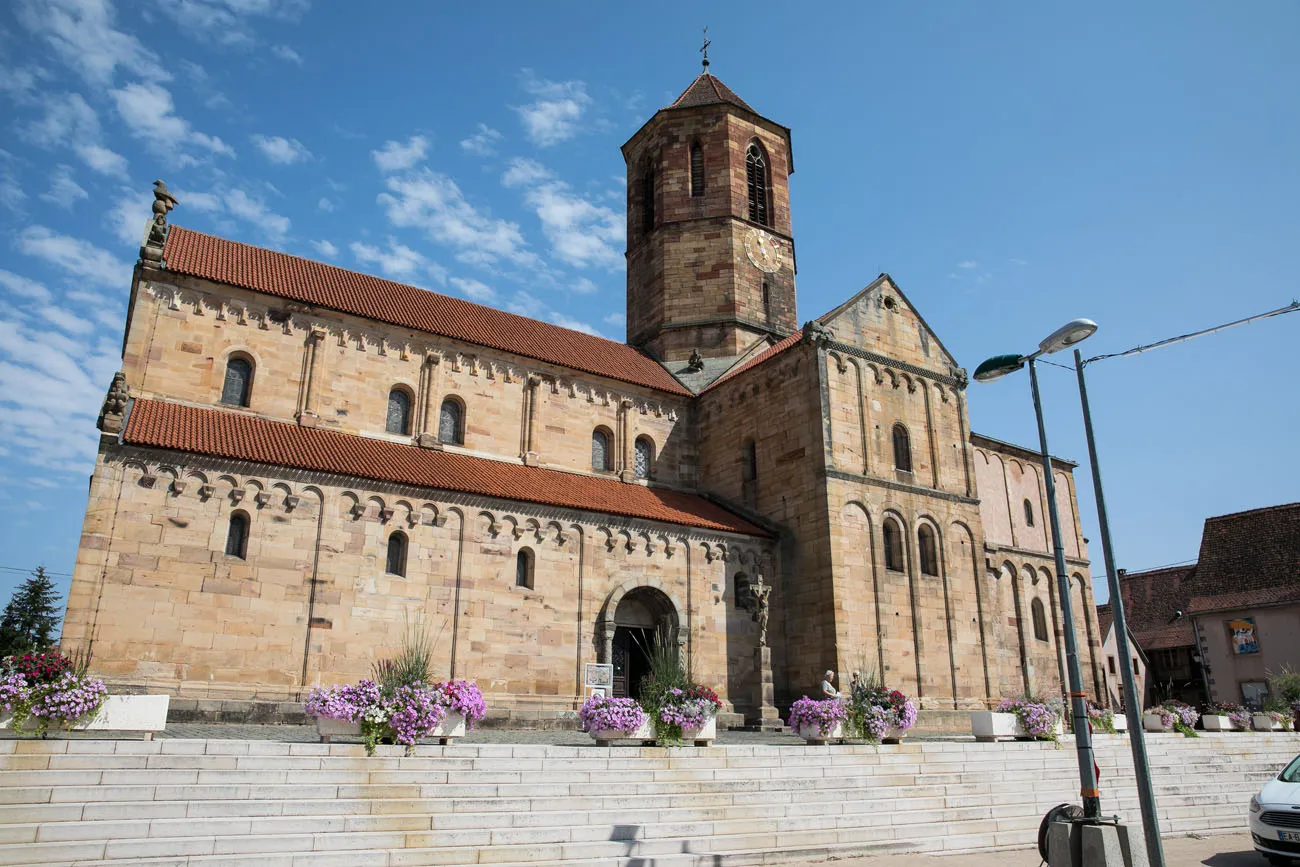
{"left": 1228, "top": 618, "right": 1260, "bottom": 655}
{"left": 584, "top": 663, "right": 613, "bottom": 693}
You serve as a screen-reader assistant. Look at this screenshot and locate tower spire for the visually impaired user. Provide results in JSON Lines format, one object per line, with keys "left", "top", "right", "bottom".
{"left": 699, "top": 27, "right": 710, "bottom": 71}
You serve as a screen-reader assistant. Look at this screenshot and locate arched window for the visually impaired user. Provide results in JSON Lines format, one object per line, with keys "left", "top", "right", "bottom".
{"left": 515, "top": 548, "right": 534, "bottom": 589}
{"left": 591, "top": 428, "right": 612, "bottom": 471}
{"left": 690, "top": 142, "right": 705, "bottom": 197}
{"left": 883, "top": 519, "right": 904, "bottom": 572}
{"left": 742, "top": 439, "right": 758, "bottom": 482}
{"left": 1023, "top": 498, "right": 1035, "bottom": 527}
{"left": 221, "top": 356, "right": 253, "bottom": 407}
{"left": 1031, "top": 597, "right": 1049, "bottom": 642}
{"left": 641, "top": 161, "right": 655, "bottom": 234}
{"left": 386, "top": 388, "right": 411, "bottom": 435}
{"left": 734, "top": 572, "right": 751, "bottom": 609}
{"left": 225, "top": 511, "right": 249, "bottom": 559}
{"left": 745, "top": 142, "right": 769, "bottom": 226}
{"left": 634, "top": 436, "right": 653, "bottom": 479}
{"left": 918, "top": 524, "right": 939, "bottom": 576}
{"left": 892, "top": 424, "right": 912, "bottom": 473}
{"left": 761, "top": 275, "right": 773, "bottom": 322}
{"left": 438, "top": 398, "right": 463, "bottom": 445}
{"left": 386, "top": 531, "right": 408, "bottom": 577}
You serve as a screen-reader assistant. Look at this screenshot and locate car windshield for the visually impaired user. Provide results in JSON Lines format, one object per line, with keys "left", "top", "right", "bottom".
{"left": 1279, "top": 755, "right": 1300, "bottom": 783}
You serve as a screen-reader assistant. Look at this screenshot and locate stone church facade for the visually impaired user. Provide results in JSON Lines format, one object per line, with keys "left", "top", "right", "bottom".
{"left": 60, "top": 71, "right": 1103, "bottom": 722}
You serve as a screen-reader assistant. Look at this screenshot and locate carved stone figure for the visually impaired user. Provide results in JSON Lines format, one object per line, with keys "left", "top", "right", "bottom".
{"left": 749, "top": 573, "right": 772, "bottom": 647}
{"left": 96, "top": 371, "right": 129, "bottom": 433}
{"left": 686, "top": 348, "right": 704, "bottom": 373}
{"left": 141, "top": 180, "right": 179, "bottom": 261}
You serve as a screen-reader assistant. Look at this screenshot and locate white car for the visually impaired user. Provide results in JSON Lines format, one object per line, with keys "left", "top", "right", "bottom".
{"left": 1251, "top": 755, "right": 1300, "bottom": 865}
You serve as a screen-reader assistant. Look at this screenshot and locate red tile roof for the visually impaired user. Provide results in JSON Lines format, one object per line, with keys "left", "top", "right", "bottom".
{"left": 162, "top": 227, "right": 688, "bottom": 396}
{"left": 667, "top": 73, "right": 756, "bottom": 113}
{"left": 123, "top": 399, "right": 767, "bottom": 537}
{"left": 1184, "top": 503, "right": 1300, "bottom": 614}
{"left": 700, "top": 330, "right": 804, "bottom": 394}
{"left": 1107, "top": 565, "right": 1198, "bottom": 651}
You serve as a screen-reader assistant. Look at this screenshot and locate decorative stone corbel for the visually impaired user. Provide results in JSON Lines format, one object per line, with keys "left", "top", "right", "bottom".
{"left": 378, "top": 507, "right": 394, "bottom": 523}
{"left": 350, "top": 502, "right": 365, "bottom": 520}
{"left": 254, "top": 491, "right": 272, "bottom": 508}
{"left": 283, "top": 495, "right": 300, "bottom": 512}
{"left": 406, "top": 512, "right": 419, "bottom": 528}
{"left": 197, "top": 484, "right": 214, "bottom": 500}
{"left": 170, "top": 480, "right": 187, "bottom": 496}
{"left": 230, "top": 488, "right": 246, "bottom": 504}
{"left": 138, "top": 473, "right": 157, "bottom": 489}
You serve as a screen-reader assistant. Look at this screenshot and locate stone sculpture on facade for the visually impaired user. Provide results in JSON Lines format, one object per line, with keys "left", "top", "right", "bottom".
{"left": 140, "top": 180, "right": 179, "bottom": 262}
{"left": 749, "top": 572, "right": 772, "bottom": 647}
{"left": 96, "top": 371, "right": 129, "bottom": 434}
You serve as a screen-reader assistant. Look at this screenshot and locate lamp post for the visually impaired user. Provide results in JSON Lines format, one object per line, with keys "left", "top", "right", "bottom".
{"left": 973, "top": 319, "right": 1102, "bottom": 823}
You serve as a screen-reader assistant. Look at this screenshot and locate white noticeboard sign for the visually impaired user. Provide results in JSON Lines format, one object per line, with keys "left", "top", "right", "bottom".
{"left": 585, "top": 663, "right": 613, "bottom": 697}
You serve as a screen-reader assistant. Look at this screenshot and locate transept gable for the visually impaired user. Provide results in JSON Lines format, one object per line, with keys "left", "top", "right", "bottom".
{"left": 815, "top": 274, "right": 962, "bottom": 377}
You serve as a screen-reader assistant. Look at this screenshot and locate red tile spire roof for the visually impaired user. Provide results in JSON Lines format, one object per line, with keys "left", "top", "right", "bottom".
{"left": 161, "top": 227, "right": 689, "bottom": 397}
{"left": 123, "top": 399, "right": 767, "bottom": 537}
{"left": 666, "top": 72, "right": 756, "bottom": 113}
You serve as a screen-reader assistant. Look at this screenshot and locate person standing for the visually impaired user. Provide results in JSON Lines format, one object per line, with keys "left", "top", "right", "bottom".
{"left": 821, "top": 670, "right": 841, "bottom": 700}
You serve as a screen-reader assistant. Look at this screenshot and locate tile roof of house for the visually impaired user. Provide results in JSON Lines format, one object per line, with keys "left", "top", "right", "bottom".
{"left": 123, "top": 399, "right": 768, "bottom": 537}
{"left": 1111, "top": 565, "right": 1198, "bottom": 650}
{"left": 1184, "top": 502, "right": 1300, "bottom": 614}
{"left": 161, "top": 227, "right": 689, "bottom": 397}
{"left": 699, "top": 329, "right": 804, "bottom": 394}
{"left": 1096, "top": 603, "right": 1113, "bottom": 640}
{"left": 667, "top": 72, "right": 756, "bottom": 113}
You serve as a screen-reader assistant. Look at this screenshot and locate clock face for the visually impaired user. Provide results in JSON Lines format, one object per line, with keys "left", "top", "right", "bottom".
{"left": 744, "top": 228, "right": 781, "bottom": 274}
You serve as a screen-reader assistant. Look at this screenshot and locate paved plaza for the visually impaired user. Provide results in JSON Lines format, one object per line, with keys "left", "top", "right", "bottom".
{"left": 830, "top": 831, "right": 1260, "bottom": 865}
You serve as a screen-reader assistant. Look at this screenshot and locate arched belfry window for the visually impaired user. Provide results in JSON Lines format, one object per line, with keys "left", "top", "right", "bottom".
{"left": 221, "top": 356, "right": 253, "bottom": 407}
{"left": 745, "top": 142, "right": 769, "bottom": 226}
{"left": 592, "top": 428, "right": 612, "bottom": 472}
{"left": 883, "top": 519, "right": 904, "bottom": 572}
{"left": 438, "top": 398, "right": 463, "bottom": 445}
{"left": 225, "top": 511, "right": 249, "bottom": 559}
{"left": 1031, "top": 597, "right": 1049, "bottom": 642}
{"left": 634, "top": 437, "right": 654, "bottom": 479}
{"left": 892, "top": 424, "right": 912, "bottom": 473}
{"left": 1023, "top": 498, "right": 1035, "bottom": 527}
{"left": 742, "top": 439, "right": 758, "bottom": 482}
{"left": 386, "top": 531, "right": 408, "bottom": 577}
{"left": 690, "top": 142, "right": 705, "bottom": 197}
{"left": 918, "top": 525, "right": 939, "bottom": 576}
{"left": 641, "top": 160, "right": 655, "bottom": 234}
{"left": 386, "top": 388, "right": 411, "bottom": 435}
{"left": 516, "top": 548, "right": 534, "bottom": 589}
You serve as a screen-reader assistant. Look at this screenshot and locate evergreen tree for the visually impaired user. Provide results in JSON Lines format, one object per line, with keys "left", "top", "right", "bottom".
{"left": 0, "top": 567, "right": 62, "bottom": 658}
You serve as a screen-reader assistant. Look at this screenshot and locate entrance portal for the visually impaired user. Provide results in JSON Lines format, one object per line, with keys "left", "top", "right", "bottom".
{"left": 605, "top": 586, "right": 680, "bottom": 700}
{"left": 612, "top": 626, "right": 653, "bottom": 700}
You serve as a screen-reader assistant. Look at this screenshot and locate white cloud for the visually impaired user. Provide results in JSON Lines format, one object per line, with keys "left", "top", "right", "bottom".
{"left": 548, "top": 313, "right": 601, "bottom": 337}
{"left": 372, "top": 136, "right": 428, "bottom": 173}
{"left": 105, "top": 189, "right": 152, "bottom": 245}
{"left": 311, "top": 239, "right": 338, "bottom": 258}
{"left": 154, "top": 0, "right": 310, "bottom": 49}
{"left": 223, "top": 189, "right": 290, "bottom": 239}
{"left": 506, "top": 290, "right": 545, "bottom": 318}
{"left": 957, "top": 260, "right": 978, "bottom": 269}
{"left": 571, "top": 277, "right": 599, "bottom": 295}
{"left": 378, "top": 168, "right": 538, "bottom": 268}
{"left": 15, "top": 0, "right": 169, "bottom": 86}
{"left": 460, "top": 124, "right": 502, "bottom": 157}
{"left": 449, "top": 277, "right": 496, "bottom": 304}
{"left": 0, "top": 270, "right": 52, "bottom": 303}
{"left": 0, "top": 172, "right": 25, "bottom": 213}
{"left": 603, "top": 312, "right": 626, "bottom": 326}
{"left": 176, "top": 189, "right": 224, "bottom": 212}
{"left": 349, "top": 238, "right": 445, "bottom": 285}
{"left": 501, "top": 157, "right": 552, "bottom": 188}
{"left": 21, "top": 92, "right": 130, "bottom": 178}
{"left": 515, "top": 70, "right": 591, "bottom": 147}
{"left": 317, "top": 197, "right": 337, "bottom": 212}
{"left": 39, "top": 165, "right": 88, "bottom": 208}
{"left": 76, "top": 143, "right": 128, "bottom": 177}
{"left": 38, "top": 305, "right": 96, "bottom": 335}
{"left": 1009, "top": 257, "right": 1028, "bottom": 266}
{"left": 506, "top": 162, "right": 624, "bottom": 270}
{"left": 16, "top": 226, "right": 131, "bottom": 287}
{"left": 272, "top": 44, "right": 303, "bottom": 64}
{"left": 252, "top": 134, "right": 311, "bottom": 164}
{"left": 110, "top": 82, "right": 235, "bottom": 166}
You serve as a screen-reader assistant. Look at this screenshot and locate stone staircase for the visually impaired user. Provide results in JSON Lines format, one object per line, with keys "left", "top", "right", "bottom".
{"left": 0, "top": 732, "right": 1287, "bottom": 866}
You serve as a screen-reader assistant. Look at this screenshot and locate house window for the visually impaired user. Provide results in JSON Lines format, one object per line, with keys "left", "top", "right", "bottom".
{"left": 1031, "top": 598, "right": 1049, "bottom": 642}
{"left": 1108, "top": 656, "right": 1117, "bottom": 675}
{"left": 221, "top": 356, "right": 253, "bottom": 407}
{"left": 386, "top": 388, "right": 411, "bottom": 435}
{"left": 641, "top": 161, "right": 655, "bottom": 234}
{"left": 690, "top": 142, "right": 705, "bottom": 197}
{"left": 742, "top": 439, "right": 758, "bottom": 482}
{"left": 634, "top": 437, "right": 653, "bottom": 479}
{"left": 892, "top": 424, "right": 912, "bottom": 473}
{"left": 1024, "top": 499, "right": 1035, "bottom": 527}
{"left": 438, "top": 398, "right": 463, "bottom": 445}
{"left": 1132, "top": 658, "right": 1139, "bottom": 675}
{"left": 386, "top": 531, "right": 408, "bottom": 577}
{"left": 592, "top": 429, "right": 612, "bottom": 471}
{"left": 745, "top": 142, "right": 769, "bottom": 225}
{"left": 918, "top": 525, "right": 939, "bottom": 576}
{"left": 225, "top": 511, "right": 249, "bottom": 559}
{"left": 883, "top": 519, "right": 904, "bottom": 572}
{"left": 516, "top": 548, "right": 534, "bottom": 589}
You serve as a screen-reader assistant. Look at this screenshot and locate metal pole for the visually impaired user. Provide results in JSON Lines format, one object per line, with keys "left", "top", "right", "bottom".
{"left": 1074, "top": 349, "right": 1165, "bottom": 866}
{"left": 1028, "top": 357, "right": 1102, "bottom": 819}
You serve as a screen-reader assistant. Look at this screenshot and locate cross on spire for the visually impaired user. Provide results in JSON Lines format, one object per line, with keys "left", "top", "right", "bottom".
{"left": 700, "top": 27, "right": 711, "bottom": 71}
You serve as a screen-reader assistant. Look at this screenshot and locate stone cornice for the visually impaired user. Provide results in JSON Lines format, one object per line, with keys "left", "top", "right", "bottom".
{"left": 984, "top": 542, "right": 1090, "bottom": 570}
{"left": 825, "top": 468, "right": 979, "bottom": 506}
{"left": 823, "top": 339, "right": 966, "bottom": 389}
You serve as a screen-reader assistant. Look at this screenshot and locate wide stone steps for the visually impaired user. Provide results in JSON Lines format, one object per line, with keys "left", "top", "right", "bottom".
{"left": 0, "top": 733, "right": 1292, "bottom": 865}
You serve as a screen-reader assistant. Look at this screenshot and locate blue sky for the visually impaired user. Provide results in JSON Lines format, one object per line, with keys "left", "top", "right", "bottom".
{"left": 0, "top": 1, "right": 1297, "bottom": 610}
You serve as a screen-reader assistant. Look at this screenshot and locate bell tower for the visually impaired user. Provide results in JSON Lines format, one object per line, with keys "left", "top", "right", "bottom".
{"left": 622, "top": 69, "right": 797, "bottom": 365}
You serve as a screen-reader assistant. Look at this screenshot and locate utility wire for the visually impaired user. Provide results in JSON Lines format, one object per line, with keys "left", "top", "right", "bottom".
{"left": 1082, "top": 300, "right": 1299, "bottom": 367}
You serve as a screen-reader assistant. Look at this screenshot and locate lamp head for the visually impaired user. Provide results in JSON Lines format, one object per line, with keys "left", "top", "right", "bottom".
{"left": 1037, "top": 318, "right": 1098, "bottom": 355}
{"left": 973, "top": 354, "right": 1026, "bottom": 383}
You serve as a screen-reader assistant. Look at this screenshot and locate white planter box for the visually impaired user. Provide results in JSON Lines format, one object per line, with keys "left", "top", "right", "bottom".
{"left": 589, "top": 716, "right": 717, "bottom": 746}
{"left": 0, "top": 694, "right": 168, "bottom": 739}
{"left": 1143, "top": 712, "right": 1173, "bottom": 732}
{"left": 1202, "top": 715, "right": 1235, "bottom": 732}
{"left": 883, "top": 724, "right": 909, "bottom": 744}
{"left": 970, "top": 710, "right": 1063, "bottom": 742}
{"left": 793, "top": 720, "right": 845, "bottom": 745}
{"left": 1253, "top": 714, "right": 1291, "bottom": 732}
{"left": 681, "top": 716, "right": 716, "bottom": 746}
{"left": 315, "top": 710, "right": 467, "bottom": 744}
{"left": 1113, "top": 714, "right": 1128, "bottom": 732}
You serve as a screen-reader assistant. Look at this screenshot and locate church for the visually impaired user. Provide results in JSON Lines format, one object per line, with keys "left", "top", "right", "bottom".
{"left": 61, "top": 68, "right": 1104, "bottom": 725}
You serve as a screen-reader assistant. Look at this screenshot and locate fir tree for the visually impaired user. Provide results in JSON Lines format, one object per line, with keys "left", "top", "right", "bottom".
{"left": 0, "top": 567, "right": 62, "bottom": 658}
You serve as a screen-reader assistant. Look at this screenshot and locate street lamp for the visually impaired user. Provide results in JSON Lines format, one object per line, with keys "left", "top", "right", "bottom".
{"left": 973, "top": 319, "right": 1103, "bottom": 824}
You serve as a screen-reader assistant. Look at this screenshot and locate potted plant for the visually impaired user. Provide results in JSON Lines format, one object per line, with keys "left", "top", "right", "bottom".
{"left": 1087, "top": 701, "right": 1123, "bottom": 734}
{"left": 1201, "top": 702, "right": 1249, "bottom": 732}
{"left": 1253, "top": 703, "right": 1295, "bottom": 732}
{"left": 1143, "top": 700, "right": 1199, "bottom": 736}
{"left": 789, "top": 696, "right": 848, "bottom": 744}
{"left": 976, "top": 698, "right": 1064, "bottom": 742}
{"left": 0, "top": 650, "right": 167, "bottom": 738}
{"left": 632, "top": 634, "right": 721, "bottom": 746}
{"left": 847, "top": 675, "right": 917, "bottom": 744}
{"left": 580, "top": 695, "right": 652, "bottom": 744}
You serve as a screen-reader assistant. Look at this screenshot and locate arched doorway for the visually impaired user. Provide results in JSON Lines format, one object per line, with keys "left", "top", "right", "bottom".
{"left": 607, "top": 586, "right": 680, "bottom": 700}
